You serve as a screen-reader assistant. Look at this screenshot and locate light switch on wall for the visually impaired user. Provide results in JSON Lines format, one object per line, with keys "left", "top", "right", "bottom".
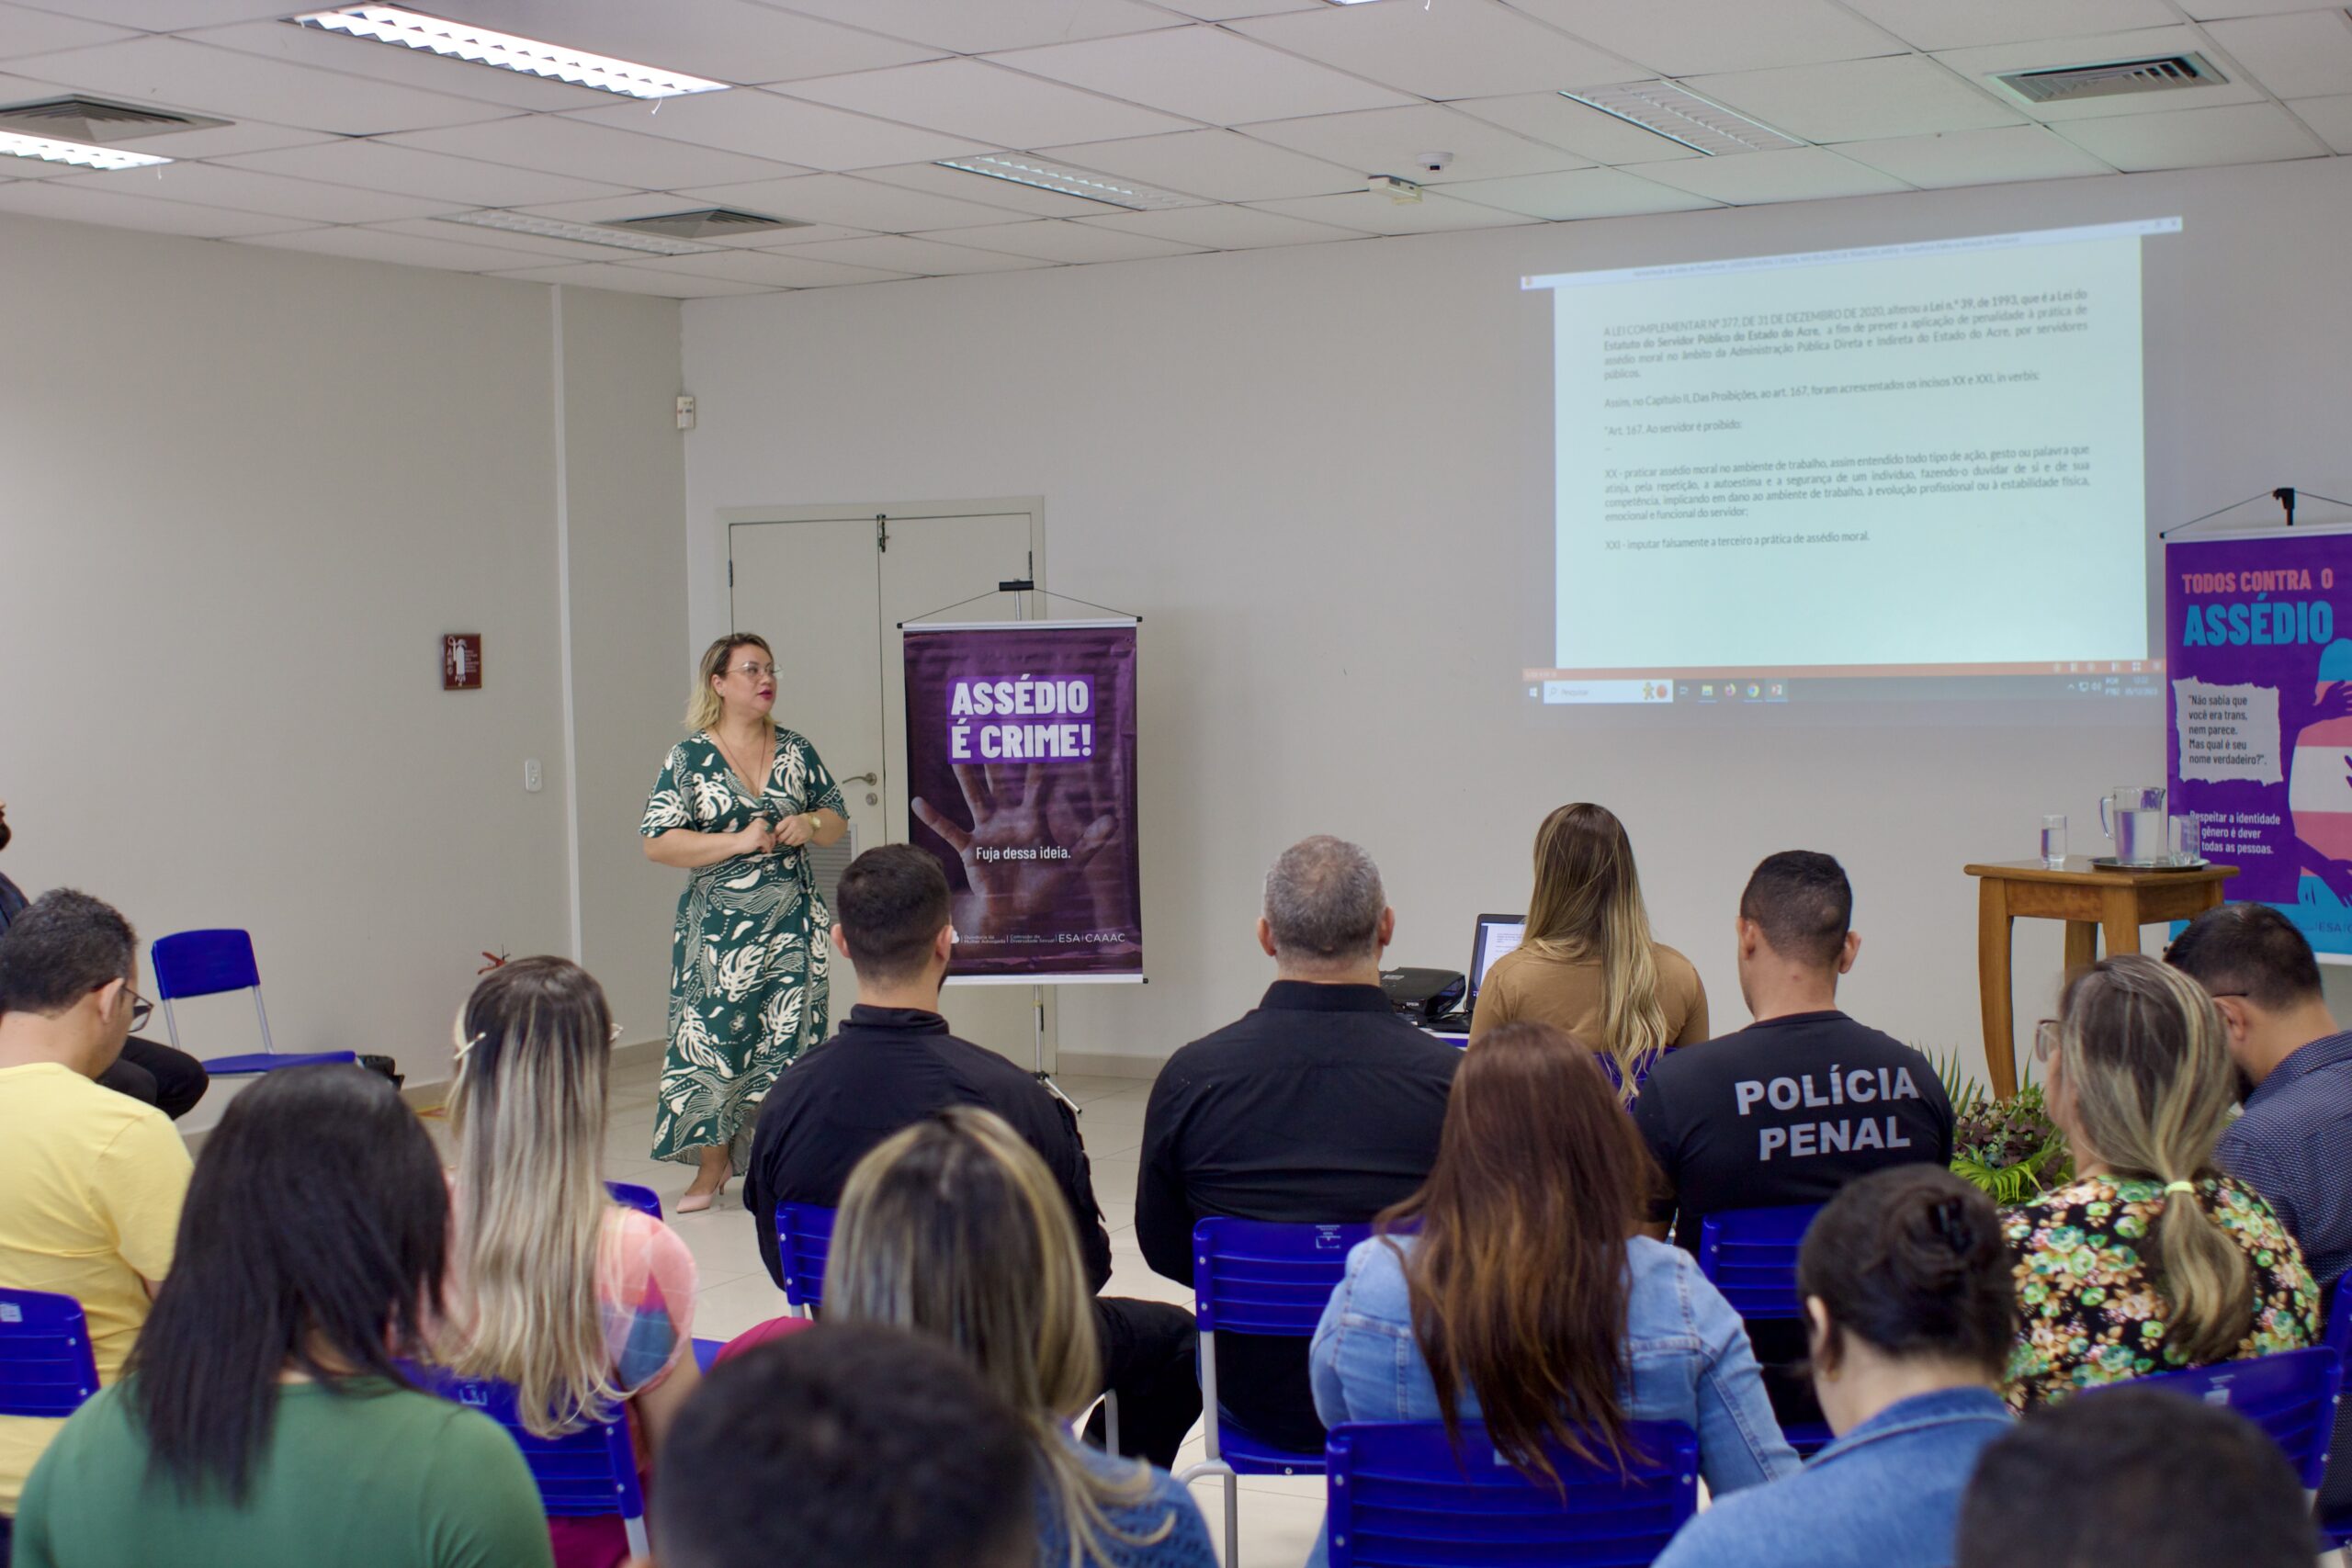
{"left": 524, "top": 759, "right": 543, "bottom": 793}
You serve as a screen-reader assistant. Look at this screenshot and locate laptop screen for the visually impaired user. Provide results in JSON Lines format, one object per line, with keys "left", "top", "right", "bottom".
{"left": 1468, "top": 915, "right": 1525, "bottom": 1004}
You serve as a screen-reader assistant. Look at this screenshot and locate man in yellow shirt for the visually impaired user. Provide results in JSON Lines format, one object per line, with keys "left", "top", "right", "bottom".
{"left": 0, "top": 889, "right": 191, "bottom": 1540}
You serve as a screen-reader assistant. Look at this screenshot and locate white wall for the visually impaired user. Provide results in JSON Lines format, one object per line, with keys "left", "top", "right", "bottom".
{"left": 680, "top": 154, "right": 2352, "bottom": 1084}
{"left": 1, "top": 214, "right": 685, "bottom": 1096}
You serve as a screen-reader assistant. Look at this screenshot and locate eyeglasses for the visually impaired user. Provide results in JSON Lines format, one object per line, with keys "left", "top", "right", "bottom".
{"left": 2033, "top": 1018, "right": 2060, "bottom": 1064}
{"left": 124, "top": 987, "right": 153, "bottom": 1032}
{"left": 732, "top": 662, "right": 778, "bottom": 680}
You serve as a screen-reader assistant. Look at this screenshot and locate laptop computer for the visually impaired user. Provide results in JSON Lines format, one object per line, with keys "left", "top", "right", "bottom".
{"left": 1429, "top": 913, "right": 1525, "bottom": 1038}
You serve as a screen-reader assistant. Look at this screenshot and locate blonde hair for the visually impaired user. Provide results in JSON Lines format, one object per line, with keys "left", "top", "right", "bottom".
{"left": 445, "top": 957, "right": 620, "bottom": 1438}
{"left": 827, "top": 1109, "right": 1170, "bottom": 1568}
{"left": 1523, "top": 803, "right": 1668, "bottom": 1100}
{"left": 685, "top": 632, "right": 775, "bottom": 734}
{"left": 2054, "top": 954, "right": 2251, "bottom": 1363}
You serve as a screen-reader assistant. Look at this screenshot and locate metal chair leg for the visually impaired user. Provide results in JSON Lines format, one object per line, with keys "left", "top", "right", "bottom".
{"left": 1224, "top": 1470, "right": 1239, "bottom": 1567}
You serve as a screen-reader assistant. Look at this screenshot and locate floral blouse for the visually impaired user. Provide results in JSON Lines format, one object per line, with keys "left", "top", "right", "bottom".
{"left": 2002, "top": 1173, "right": 2320, "bottom": 1410}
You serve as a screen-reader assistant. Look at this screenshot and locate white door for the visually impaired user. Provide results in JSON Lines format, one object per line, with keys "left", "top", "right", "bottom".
{"left": 728, "top": 509, "right": 1051, "bottom": 1066}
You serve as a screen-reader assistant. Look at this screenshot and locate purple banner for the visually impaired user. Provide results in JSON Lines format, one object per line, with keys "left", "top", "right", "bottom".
{"left": 2167, "top": 532, "right": 2352, "bottom": 954}
{"left": 903, "top": 622, "right": 1143, "bottom": 978}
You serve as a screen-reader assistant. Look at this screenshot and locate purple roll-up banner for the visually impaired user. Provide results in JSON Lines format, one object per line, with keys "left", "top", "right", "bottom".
{"left": 2167, "top": 531, "right": 2352, "bottom": 955}
{"left": 902, "top": 620, "right": 1143, "bottom": 981}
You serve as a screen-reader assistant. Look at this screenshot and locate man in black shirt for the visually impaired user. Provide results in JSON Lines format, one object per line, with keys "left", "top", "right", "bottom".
{"left": 1138, "top": 836, "right": 1460, "bottom": 1453}
{"left": 1633, "top": 852, "right": 1952, "bottom": 1416}
{"left": 746, "top": 846, "right": 1200, "bottom": 1466}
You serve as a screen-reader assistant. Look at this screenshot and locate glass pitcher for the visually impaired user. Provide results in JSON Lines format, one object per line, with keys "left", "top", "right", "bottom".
{"left": 2100, "top": 785, "right": 2167, "bottom": 865}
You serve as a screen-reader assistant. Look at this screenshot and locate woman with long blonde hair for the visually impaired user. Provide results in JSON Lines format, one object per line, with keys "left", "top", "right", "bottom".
{"left": 828, "top": 1108, "right": 1215, "bottom": 1568}
{"left": 443, "top": 957, "right": 701, "bottom": 1568}
{"left": 641, "top": 631, "right": 849, "bottom": 1210}
{"left": 2004, "top": 953, "right": 2320, "bottom": 1406}
{"left": 1468, "top": 802, "right": 1707, "bottom": 1095}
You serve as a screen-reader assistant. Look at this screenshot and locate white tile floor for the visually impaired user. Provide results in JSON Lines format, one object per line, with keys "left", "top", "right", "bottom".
{"left": 598, "top": 1053, "right": 1328, "bottom": 1568}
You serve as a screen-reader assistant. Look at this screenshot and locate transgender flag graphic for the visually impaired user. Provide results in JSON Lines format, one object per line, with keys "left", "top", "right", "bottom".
{"left": 2293, "top": 659, "right": 2352, "bottom": 867}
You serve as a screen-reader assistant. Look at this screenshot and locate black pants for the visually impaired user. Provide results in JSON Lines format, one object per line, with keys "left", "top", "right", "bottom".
{"left": 1085, "top": 1296, "right": 1201, "bottom": 1470}
{"left": 95, "top": 1035, "right": 210, "bottom": 1121}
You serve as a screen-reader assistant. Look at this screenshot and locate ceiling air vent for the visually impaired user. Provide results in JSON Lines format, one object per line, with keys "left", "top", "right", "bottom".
{"left": 0, "top": 96, "right": 229, "bottom": 141}
{"left": 1993, "top": 52, "right": 2226, "bottom": 105}
{"left": 602, "top": 209, "right": 808, "bottom": 240}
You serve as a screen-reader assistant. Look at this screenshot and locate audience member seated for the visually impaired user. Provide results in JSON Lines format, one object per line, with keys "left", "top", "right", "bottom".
{"left": 440, "top": 957, "right": 699, "bottom": 1568}
{"left": 2005, "top": 954, "right": 2319, "bottom": 1408}
{"left": 746, "top": 846, "right": 1198, "bottom": 1468}
{"left": 1633, "top": 852, "right": 1953, "bottom": 1421}
{"left": 828, "top": 1107, "right": 1216, "bottom": 1568}
{"left": 0, "top": 800, "right": 206, "bottom": 1119}
{"left": 1651, "top": 1168, "right": 2016, "bottom": 1568}
{"left": 1955, "top": 1385, "right": 2317, "bottom": 1568}
{"left": 647, "top": 1323, "right": 1036, "bottom": 1568}
{"left": 1136, "top": 835, "right": 1459, "bottom": 1454}
{"left": 0, "top": 890, "right": 192, "bottom": 1551}
{"left": 11, "top": 1066, "right": 552, "bottom": 1568}
{"left": 1468, "top": 802, "right": 1708, "bottom": 1092}
{"left": 1309, "top": 1021, "right": 1795, "bottom": 1564}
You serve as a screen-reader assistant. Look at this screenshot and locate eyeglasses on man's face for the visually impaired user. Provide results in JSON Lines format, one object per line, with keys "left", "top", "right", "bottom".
{"left": 122, "top": 986, "right": 153, "bottom": 1032}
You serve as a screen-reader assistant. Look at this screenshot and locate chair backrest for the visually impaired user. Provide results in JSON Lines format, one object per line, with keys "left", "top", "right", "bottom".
{"left": 1192, "top": 1217, "right": 1374, "bottom": 1337}
{"left": 1694, "top": 1203, "right": 1824, "bottom": 1323}
{"left": 0, "top": 1289, "right": 101, "bottom": 1418}
{"left": 605, "top": 1181, "right": 662, "bottom": 1221}
{"left": 1325, "top": 1418, "right": 1700, "bottom": 1568}
{"left": 2103, "top": 1348, "right": 2345, "bottom": 1491}
{"left": 775, "top": 1203, "right": 835, "bottom": 1310}
{"left": 407, "top": 1365, "right": 649, "bottom": 1552}
{"left": 151, "top": 930, "right": 262, "bottom": 1001}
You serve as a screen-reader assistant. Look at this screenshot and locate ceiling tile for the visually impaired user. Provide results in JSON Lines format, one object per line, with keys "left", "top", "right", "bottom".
{"left": 2179, "top": 0, "right": 2352, "bottom": 17}
{"left": 758, "top": 0, "right": 1178, "bottom": 55}
{"left": 2202, "top": 11, "right": 2352, "bottom": 102}
{"left": 1038, "top": 128, "right": 1357, "bottom": 201}
{"left": 1931, "top": 28, "right": 2270, "bottom": 120}
{"left": 8, "top": 35, "right": 516, "bottom": 134}
{"left": 419, "top": 0, "right": 944, "bottom": 85}
{"left": 0, "top": 3, "right": 133, "bottom": 62}
{"left": 1838, "top": 0, "right": 2179, "bottom": 51}
{"left": 182, "top": 18, "right": 614, "bottom": 113}
{"left": 487, "top": 260, "right": 777, "bottom": 297}
{"left": 783, "top": 232, "right": 1059, "bottom": 274}
{"left": 1439, "top": 166, "right": 1721, "bottom": 220}
{"left": 220, "top": 139, "right": 637, "bottom": 209}
{"left": 1837, "top": 123, "right": 2116, "bottom": 186}
{"left": 918, "top": 218, "right": 1204, "bottom": 262}
{"left": 781, "top": 57, "right": 1193, "bottom": 147}
{"left": 374, "top": 215, "right": 663, "bottom": 261}
{"left": 990, "top": 26, "right": 1416, "bottom": 124}
{"left": 58, "top": 160, "right": 464, "bottom": 222}
{"left": 2052, "top": 100, "right": 2327, "bottom": 167}
{"left": 1075, "top": 201, "right": 1363, "bottom": 248}
{"left": 240, "top": 222, "right": 576, "bottom": 272}
{"left": 1247, "top": 188, "right": 1540, "bottom": 235}
{"left": 1227, "top": 1, "right": 1642, "bottom": 101}
{"left": 1685, "top": 55, "right": 2025, "bottom": 144}
{"left": 623, "top": 246, "right": 914, "bottom": 287}
{"left": 389, "top": 115, "right": 808, "bottom": 188}
{"left": 0, "top": 175, "right": 314, "bottom": 237}
{"left": 566, "top": 87, "right": 989, "bottom": 172}
{"left": 1150, "top": 0, "right": 1321, "bottom": 17}
{"left": 1635, "top": 146, "right": 1914, "bottom": 203}
{"left": 855, "top": 158, "right": 1124, "bottom": 217}
{"left": 31, "top": 0, "right": 302, "bottom": 25}
{"left": 2288, "top": 93, "right": 2352, "bottom": 152}
{"left": 1505, "top": 0, "right": 1907, "bottom": 77}
{"left": 1449, "top": 91, "right": 1703, "bottom": 164}
{"left": 1239, "top": 104, "right": 1589, "bottom": 183}
{"left": 674, "top": 171, "right": 1039, "bottom": 231}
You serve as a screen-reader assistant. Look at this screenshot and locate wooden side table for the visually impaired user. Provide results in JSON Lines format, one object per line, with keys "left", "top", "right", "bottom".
{"left": 1963, "top": 858, "right": 2238, "bottom": 1099}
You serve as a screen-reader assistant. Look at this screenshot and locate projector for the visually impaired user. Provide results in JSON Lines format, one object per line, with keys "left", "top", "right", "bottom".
{"left": 1379, "top": 966, "right": 1465, "bottom": 1024}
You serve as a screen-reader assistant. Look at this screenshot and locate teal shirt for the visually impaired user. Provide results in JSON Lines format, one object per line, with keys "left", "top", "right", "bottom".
{"left": 11, "top": 1379, "right": 554, "bottom": 1568}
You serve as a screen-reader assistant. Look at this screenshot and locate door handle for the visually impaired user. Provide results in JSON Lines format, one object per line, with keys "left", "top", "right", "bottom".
{"left": 841, "top": 772, "right": 879, "bottom": 786}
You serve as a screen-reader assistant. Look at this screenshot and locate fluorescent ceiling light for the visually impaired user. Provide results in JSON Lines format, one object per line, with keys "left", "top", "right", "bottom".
{"left": 935, "top": 155, "right": 1193, "bottom": 211}
{"left": 289, "top": 7, "right": 728, "bottom": 99}
{"left": 1559, "top": 83, "right": 1803, "bottom": 157}
{"left": 442, "top": 209, "right": 713, "bottom": 255}
{"left": 0, "top": 129, "right": 169, "bottom": 169}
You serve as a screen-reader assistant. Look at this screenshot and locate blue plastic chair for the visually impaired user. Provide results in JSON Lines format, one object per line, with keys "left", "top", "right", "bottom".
{"left": 151, "top": 929, "right": 356, "bottom": 1076}
{"left": 1325, "top": 1418, "right": 1700, "bottom": 1568}
{"left": 773, "top": 1202, "right": 835, "bottom": 1318}
{"left": 1692, "top": 1202, "right": 1831, "bottom": 1457}
{"left": 605, "top": 1181, "right": 662, "bottom": 1220}
{"left": 408, "top": 1365, "right": 649, "bottom": 1556}
{"left": 0, "top": 1288, "right": 101, "bottom": 1418}
{"left": 1174, "top": 1217, "right": 1373, "bottom": 1567}
{"left": 2101, "top": 1347, "right": 2344, "bottom": 1494}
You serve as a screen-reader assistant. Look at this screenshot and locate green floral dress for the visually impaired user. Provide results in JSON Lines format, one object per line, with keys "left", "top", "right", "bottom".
{"left": 640, "top": 728, "right": 845, "bottom": 1170}
{"left": 2002, "top": 1173, "right": 2321, "bottom": 1409}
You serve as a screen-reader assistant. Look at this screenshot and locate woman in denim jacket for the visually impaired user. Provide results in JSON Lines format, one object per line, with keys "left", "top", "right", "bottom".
{"left": 1307, "top": 1021, "right": 1796, "bottom": 1562}
{"left": 1652, "top": 1167, "right": 2018, "bottom": 1568}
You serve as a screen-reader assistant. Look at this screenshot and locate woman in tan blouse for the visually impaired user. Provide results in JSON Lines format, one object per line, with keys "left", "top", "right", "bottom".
{"left": 1467, "top": 802, "right": 1707, "bottom": 1097}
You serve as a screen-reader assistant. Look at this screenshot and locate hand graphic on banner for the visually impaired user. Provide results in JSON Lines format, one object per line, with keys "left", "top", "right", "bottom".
{"left": 913, "top": 763, "right": 1117, "bottom": 939}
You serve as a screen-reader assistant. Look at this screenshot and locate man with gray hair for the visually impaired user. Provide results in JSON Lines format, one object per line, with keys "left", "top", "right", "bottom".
{"left": 1137, "top": 836, "right": 1460, "bottom": 1453}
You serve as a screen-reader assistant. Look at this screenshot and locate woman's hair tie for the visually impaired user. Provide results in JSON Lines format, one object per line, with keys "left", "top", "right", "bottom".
{"left": 1928, "top": 1194, "right": 1975, "bottom": 1252}
{"left": 2164, "top": 1179, "right": 2196, "bottom": 1196}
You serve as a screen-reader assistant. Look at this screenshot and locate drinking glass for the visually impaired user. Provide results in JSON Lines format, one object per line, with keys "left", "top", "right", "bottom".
{"left": 2171, "top": 815, "right": 2202, "bottom": 866}
{"left": 2041, "top": 814, "right": 2067, "bottom": 869}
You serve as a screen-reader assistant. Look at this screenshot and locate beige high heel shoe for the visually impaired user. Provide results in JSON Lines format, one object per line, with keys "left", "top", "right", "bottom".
{"left": 676, "top": 1177, "right": 729, "bottom": 1213}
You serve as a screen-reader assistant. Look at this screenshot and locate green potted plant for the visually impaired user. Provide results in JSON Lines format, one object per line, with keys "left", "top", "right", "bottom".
{"left": 1929, "top": 1050, "right": 2073, "bottom": 1204}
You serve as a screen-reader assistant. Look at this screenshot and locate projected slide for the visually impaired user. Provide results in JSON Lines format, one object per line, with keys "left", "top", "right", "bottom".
{"left": 1525, "top": 219, "right": 2177, "bottom": 707}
